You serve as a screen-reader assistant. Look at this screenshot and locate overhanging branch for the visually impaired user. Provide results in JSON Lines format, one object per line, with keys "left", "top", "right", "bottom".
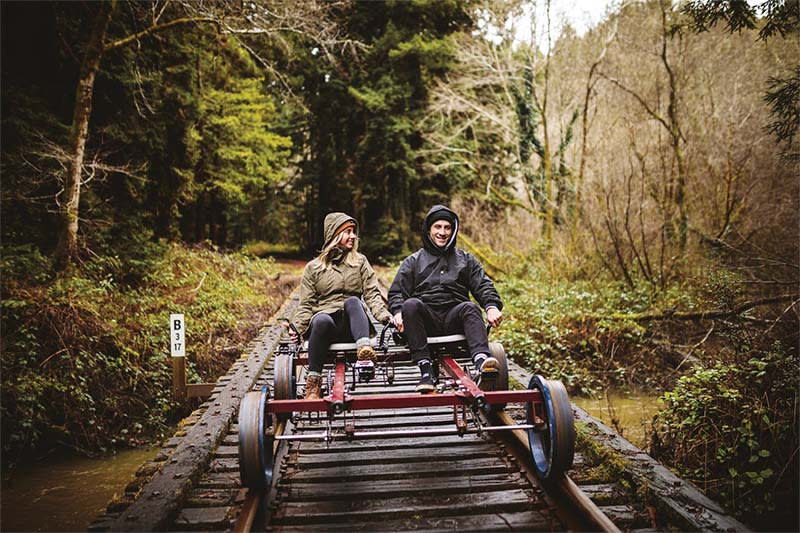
{"left": 104, "top": 16, "right": 220, "bottom": 51}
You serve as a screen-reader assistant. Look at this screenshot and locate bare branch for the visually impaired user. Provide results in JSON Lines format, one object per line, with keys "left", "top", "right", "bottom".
{"left": 104, "top": 16, "right": 220, "bottom": 51}
{"left": 598, "top": 71, "right": 672, "bottom": 133}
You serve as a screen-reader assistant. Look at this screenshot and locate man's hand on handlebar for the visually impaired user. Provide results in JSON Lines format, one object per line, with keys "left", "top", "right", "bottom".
{"left": 486, "top": 307, "right": 503, "bottom": 328}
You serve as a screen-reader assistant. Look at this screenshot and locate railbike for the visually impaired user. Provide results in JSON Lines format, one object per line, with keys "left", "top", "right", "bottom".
{"left": 238, "top": 322, "right": 575, "bottom": 490}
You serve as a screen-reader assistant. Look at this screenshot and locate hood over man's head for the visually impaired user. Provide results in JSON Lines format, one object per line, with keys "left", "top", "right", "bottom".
{"left": 423, "top": 205, "right": 459, "bottom": 255}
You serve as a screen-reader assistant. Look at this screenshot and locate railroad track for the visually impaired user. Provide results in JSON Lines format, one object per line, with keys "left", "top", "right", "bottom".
{"left": 93, "top": 323, "right": 616, "bottom": 530}
{"left": 234, "top": 358, "right": 618, "bottom": 532}
{"left": 93, "top": 291, "right": 747, "bottom": 532}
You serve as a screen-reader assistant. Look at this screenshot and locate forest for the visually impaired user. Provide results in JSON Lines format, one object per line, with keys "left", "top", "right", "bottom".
{"left": 1, "top": 0, "right": 798, "bottom": 529}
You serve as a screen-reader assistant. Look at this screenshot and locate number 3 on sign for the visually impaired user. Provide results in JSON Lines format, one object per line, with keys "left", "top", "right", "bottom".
{"left": 170, "top": 314, "right": 185, "bottom": 357}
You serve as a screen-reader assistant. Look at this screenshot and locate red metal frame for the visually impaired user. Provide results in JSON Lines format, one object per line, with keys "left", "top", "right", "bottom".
{"left": 439, "top": 356, "right": 486, "bottom": 402}
{"left": 331, "top": 361, "right": 346, "bottom": 403}
{"left": 265, "top": 356, "right": 542, "bottom": 415}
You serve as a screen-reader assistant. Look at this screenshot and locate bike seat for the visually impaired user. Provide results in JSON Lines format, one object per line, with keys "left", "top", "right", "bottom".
{"left": 427, "top": 334, "right": 467, "bottom": 344}
{"left": 301, "top": 339, "right": 378, "bottom": 352}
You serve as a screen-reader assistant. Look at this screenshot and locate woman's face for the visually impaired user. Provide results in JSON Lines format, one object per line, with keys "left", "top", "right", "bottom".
{"left": 338, "top": 226, "right": 357, "bottom": 249}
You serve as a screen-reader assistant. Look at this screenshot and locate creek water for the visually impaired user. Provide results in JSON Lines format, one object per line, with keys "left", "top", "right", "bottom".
{"left": 1, "top": 447, "right": 157, "bottom": 532}
{"left": 573, "top": 391, "right": 664, "bottom": 448}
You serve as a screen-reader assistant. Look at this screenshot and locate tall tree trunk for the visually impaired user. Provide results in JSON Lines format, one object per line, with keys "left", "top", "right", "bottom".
{"left": 660, "top": 0, "right": 688, "bottom": 251}
{"left": 54, "top": 0, "right": 116, "bottom": 270}
{"left": 539, "top": 0, "right": 554, "bottom": 244}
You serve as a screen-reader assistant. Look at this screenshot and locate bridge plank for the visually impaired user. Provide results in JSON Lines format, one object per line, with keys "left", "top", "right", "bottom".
{"left": 279, "top": 474, "right": 525, "bottom": 501}
{"left": 184, "top": 488, "right": 238, "bottom": 507}
{"left": 272, "top": 490, "right": 537, "bottom": 525}
{"left": 288, "top": 443, "right": 499, "bottom": 467}
{"left": 291, "top": 432, "right": 489, "bottom": 452}
{"left": 175, "top": 506, "right": 232, "bottom": 528}
{"left": 577, "top": 483, "right": 627, "bottom": 505}
{"left": 285, "top": 457, "right": 515, "bottom": 483}
{"left": 269, "top": 510, "right": 553, "bottom": 532}
{"left": 196, "top": 471, "right": 240, "bottom": 489}
{"left": 597, "top": 504, "right": 647, "bottom": 528}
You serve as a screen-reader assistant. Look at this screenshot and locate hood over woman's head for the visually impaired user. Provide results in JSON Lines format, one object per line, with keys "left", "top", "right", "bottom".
{"left": 323, "top": 212, "right": 358, "bottom": 248}
{"left": 320, "top": 212, "right": 359, "bottom": 266}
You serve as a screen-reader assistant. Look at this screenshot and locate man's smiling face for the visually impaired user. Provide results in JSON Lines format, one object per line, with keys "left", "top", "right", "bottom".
{"left": 429, "top": 220, "right": 453, "bottom": 248}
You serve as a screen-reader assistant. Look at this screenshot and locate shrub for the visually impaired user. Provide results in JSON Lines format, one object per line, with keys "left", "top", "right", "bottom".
{"left": 493, "top": 266, "right": 682, "bottom": 396}
{"left": 651, "top": 342, "right": 799, "bottom": 527}
{"left": 0, "top": 243, "right": 290, "bottom": 464}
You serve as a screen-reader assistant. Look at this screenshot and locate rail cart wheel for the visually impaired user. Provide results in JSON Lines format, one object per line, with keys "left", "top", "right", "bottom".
{"left": 526, "top": 376, "right": 575, "bottom": 479}
{"left": 273, "top": 351, "right": 296, "bottom": 421}
{"left": 483, "top": 342, "right": 510, "bottom": 412}
{"left": 238, "top": 386, "right": 274, "bottom": 490}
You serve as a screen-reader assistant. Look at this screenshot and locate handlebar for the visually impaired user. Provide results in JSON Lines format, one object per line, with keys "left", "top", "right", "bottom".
{"left": 379, "top": 322, "right": 395, "bottom": 351}
{"left": 279, "top": 318, "right": 301, "bottom": 344}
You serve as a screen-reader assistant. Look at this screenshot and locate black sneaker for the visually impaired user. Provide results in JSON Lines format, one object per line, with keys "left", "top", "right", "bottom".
{"left": 476, "top": 356, "right": 499, "bottom": 391}
{"left": 415, "top": 374, "right": 435, "bottom": 394}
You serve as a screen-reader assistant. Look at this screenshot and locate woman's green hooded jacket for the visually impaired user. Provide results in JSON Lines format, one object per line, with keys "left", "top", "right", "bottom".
{"left": 291, "top": 213, "right": 390, "bottom": 336}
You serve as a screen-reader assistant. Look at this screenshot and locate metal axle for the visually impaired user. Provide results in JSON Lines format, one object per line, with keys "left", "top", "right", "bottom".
{"left": 274, "top": 424, "right": 536, "bottom": 441}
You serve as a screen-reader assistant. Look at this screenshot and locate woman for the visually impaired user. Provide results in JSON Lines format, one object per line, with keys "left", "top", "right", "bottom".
{"left": 289, "top": 212, "right": 391, "bottom": 400}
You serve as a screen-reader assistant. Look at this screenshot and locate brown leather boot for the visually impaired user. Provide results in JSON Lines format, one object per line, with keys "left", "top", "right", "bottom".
{"left": 304, "top": 375, "right": 322, "bottom": 400}
{"left": 357, "top": 344, "right": 376, "bottom": 361}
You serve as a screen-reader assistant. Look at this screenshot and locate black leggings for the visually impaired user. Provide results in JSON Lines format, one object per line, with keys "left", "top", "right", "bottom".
{"left": 307, "top": 296, "right": 370, "bottom": 373}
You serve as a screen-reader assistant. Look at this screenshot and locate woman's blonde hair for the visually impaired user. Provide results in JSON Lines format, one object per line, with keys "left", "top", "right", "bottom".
{"left": 318, "top": 226, "right": 360, "bottom": 267}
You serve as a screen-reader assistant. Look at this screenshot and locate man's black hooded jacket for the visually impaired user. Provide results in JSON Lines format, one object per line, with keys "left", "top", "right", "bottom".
{"left": 388, "top": 205, "right": 503, "bottom": 315}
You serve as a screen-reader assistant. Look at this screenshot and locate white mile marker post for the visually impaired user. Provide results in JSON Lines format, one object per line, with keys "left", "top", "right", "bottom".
{"left": 171, "top": 313, "right": 186, "bottom": 399}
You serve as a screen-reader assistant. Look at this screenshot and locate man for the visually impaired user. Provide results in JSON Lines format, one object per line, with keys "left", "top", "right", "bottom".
{"left": 389, "top": 205, "right": 503, "bottom": 393}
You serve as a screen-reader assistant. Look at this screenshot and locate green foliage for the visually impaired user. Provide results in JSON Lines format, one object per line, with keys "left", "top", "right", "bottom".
{"left": 682, "top": 0, "right": 799, "bottom": 41}
{"left": 1, "top": 244, "right": 53, "bottom": 284}
{"left": 651, "top": 344, "right": 799, "bottom": 523}
{"left": 298, "top": 1, "right": 474, "bottom": 253}
{"left": 493, "top": 264, "right": 688, "bottom": 396}
{"left": 192, "top": 78, "right": 291, "bottom": 205}
{"left": 764, "top": 65, "right": 799, "bottom": 156}
{"left": 360, "top": 214, "right": 410, "bottom": 262}
{"left": 496, "top": 256, "right": 798, "bottom": 528}
{"left": 1, "top": 3, "right": 295, "bottom": 256}
{"left": 0, "top": 243, "right": 286, "bottom": 463}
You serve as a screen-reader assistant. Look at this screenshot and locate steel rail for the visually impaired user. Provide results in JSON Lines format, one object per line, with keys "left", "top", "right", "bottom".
{"left": 232, "top": 418, "right": 287, "bottom": 532}
{"left": 491, "top": 410, "right": 621, "bottom": 533}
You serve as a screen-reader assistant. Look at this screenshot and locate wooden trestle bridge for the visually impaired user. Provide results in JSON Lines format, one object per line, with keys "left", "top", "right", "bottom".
{"left": 89, "top": 291, "right": 748, "bottom": 532}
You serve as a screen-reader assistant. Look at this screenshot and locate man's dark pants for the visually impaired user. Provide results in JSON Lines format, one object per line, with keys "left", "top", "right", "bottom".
{"left": 401, "top": 298, "right": 490, "bottom": 363}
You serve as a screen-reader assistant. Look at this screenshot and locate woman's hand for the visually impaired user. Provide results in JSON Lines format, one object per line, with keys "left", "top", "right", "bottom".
{"left": 392, "top": 312, "right": 404, "bottom": 333}
{"left": 286, "top": 324, "right": 301, "bottom": 345}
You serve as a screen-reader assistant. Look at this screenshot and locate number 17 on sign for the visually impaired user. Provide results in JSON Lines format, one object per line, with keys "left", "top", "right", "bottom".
{"left": 171, "top": 314, "right": 185, "bottom": 357}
